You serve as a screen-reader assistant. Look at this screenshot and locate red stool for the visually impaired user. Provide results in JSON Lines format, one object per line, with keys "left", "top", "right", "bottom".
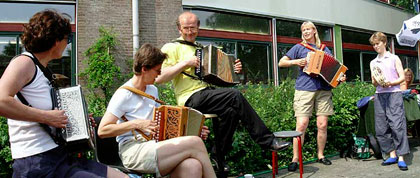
{"left": 272, "top": 131, "right": 303, "bottom": 178}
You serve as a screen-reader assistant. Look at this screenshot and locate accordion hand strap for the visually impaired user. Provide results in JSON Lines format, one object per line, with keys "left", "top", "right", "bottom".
{"left": 120, "top": 86, "right": 166, "bottom": 105}
{"left": 121, "top": 115, "right": 153, "bottom": 141}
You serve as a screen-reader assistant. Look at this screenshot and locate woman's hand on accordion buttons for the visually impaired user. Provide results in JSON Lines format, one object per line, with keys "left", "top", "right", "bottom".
{"left": 135, "top": 119, "right": 158, "bottom": 135}
{"left": 296, "top": 58, "right": 307, "bottom": 67}
{"left": 200, "top": 126, "right": 210, "bottom": 140}
{"left": 234, "top": 59, "right": 242, "bottom": 73}
{"left": 45, "top": 109, "right": 68, "bottom": 128}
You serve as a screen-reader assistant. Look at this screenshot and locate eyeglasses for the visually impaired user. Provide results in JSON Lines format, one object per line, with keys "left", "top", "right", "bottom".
{"left": 67, "top": 33, "right": 73, "bottom": 44}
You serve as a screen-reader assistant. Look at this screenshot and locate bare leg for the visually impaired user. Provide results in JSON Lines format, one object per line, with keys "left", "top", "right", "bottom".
{"left": 292, "top": 117, "right": 309, "bottom": 162}
{"left": 107, "top": 166, "right": 129, "bottom": 178}
{"left": 316, "top": 115, "right": 328, "bottom": 159}
{"left": 171, "top": 158, "right": 203, "bottom": 178}
{"left": 157, "top": 136, "right": 216, "bottom": 178}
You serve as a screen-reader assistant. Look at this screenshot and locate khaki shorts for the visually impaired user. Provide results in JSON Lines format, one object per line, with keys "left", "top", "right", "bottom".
{"left": 293, "top": 90, "right": 334, "bottom": 117}
{"left": 119, "top": 139, "right": 160, "bottom": 176}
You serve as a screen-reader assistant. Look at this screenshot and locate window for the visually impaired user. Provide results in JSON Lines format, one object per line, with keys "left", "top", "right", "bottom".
{"left": 197, "top": 38, "right": 272, "bottom": 84}
{"left": 0, "top": 35, "right": 20, "bottom": 75}
{"left": 342, "top": 30, "right": 372, "bottom": 45}
{"left": 276, "top": 20, "right": 332, "bottom": 42}
{"left": 0, "top": 2, "right": 75, "bottom": 23}
{"left": 277, "top": 44, "right": 299, "bottom": 81}
{"left": 190, "top": 9, "right": 270, "bottom": 35}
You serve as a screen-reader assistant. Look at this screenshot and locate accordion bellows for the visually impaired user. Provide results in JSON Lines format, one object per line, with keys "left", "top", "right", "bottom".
{"left": 195, "top": 45, "right": 240, "bottom": 87}
{"left": 303, "top": 50, "right": 348, "bottom": 88}
{"left": 153, "top": 105, "right": 205, "bottom": 141}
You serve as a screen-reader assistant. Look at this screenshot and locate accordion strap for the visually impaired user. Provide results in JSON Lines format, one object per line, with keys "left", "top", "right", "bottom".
{"left": 120, "top": 86, "right": 166, "bottom": 105}
{"left": 14, "top": 52, "right": 62, "bottom": 145}
{"left": 299, "top": 42, "right": 326, "bottom": 52}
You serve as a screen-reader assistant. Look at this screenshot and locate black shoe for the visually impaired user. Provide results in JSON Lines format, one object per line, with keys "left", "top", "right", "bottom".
{"left": 288, "top": 162, "right": 298, "bottom": 172}
{"left": 317, "top": 158, "right": 332, "bottom": 165}
{"left": 270, "top": 139, "right": 291, "bottom": 151}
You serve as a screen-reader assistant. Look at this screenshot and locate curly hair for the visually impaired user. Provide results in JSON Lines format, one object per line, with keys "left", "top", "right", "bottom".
{"left": 21, "top": 9, "right": 71, "bottom": 53}
{"left": 133, "top": 43, "right": 167, "bottom": 75}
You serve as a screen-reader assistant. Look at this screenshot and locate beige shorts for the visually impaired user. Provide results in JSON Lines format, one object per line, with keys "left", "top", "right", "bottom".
{"left": 119, "top": 139, "right": 160, "bottom": 175}
{"left": 293, "top": 90, "right": 334, "bottom": 117}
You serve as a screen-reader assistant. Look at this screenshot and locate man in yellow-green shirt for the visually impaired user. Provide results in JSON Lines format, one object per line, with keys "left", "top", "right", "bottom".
{"left": 156, "top": 11, "right": 290, "bottom": 178}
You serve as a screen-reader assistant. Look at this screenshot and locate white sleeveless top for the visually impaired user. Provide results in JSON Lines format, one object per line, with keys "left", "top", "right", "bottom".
{"left": 7, "top": 52, "right": 58, "bottom": 159}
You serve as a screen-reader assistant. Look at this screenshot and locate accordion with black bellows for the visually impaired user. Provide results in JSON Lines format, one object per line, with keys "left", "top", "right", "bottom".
{"left": 51, "top": 85, "right": 95, "bottom": 152}
{"left": 303, "top": 49, "right": 348, "bottom": 88}
{"left": 195, "top": 45, "right": 240, "bottom": 87}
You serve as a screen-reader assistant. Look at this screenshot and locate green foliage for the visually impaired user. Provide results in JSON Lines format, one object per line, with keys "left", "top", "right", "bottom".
{"left": 158, "top": 78, "right": 375, "bottom": 175}
{"left": 0, "top": 117, "right": 12, "bottom": 177}
{"left": 390, "top": 0, "right": 416, "bottom": 12}
{"left": 80, "top": 26, "right": 122, "bottom": 116}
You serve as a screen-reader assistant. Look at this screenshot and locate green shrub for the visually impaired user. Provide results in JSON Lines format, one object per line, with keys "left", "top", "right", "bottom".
{"left": 0, "top": 117, "right": 12, "bottom": 177}
{"left": 80, "top": 26, "right": 122, "bottom": 117}
{"left": 158, "top": 78, "right": 375, "bottom": 175}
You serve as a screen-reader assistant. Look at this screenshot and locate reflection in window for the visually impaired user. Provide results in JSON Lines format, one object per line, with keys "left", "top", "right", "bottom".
{"left": 276, "top": 20, "right": 332, "bottom": 41}
{"left": 343, "top": 50, "right": 361, "bottom": 82}
{"left": 190, "top": 9, "right": 270, "bottom": 35}
{"left": 237, "top": 42, "right": 270, "bottom": 83}
{"left": 362, "top": 53, "right": 377, "bottom": 82}
{"left": 0, "top": 2, "right": 75, "bottom": 23}
{"left": 0, "top": 36, "right": 20, "bottom": 75}
{"left": 342, "top": 30, "right": 372, "bottom": 45}
{"left": 0, "top": 34, "right": 72, "bottom": 86}
{"left": 278, "top": 44, "right": 299, "bottom": 81}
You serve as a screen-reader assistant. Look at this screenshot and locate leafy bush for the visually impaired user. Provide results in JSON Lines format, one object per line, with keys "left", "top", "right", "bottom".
{"left": 0, "top": 117, "right": 12, "bottom": 177}
{"left": 158, "top": 78, "right": 375, "bottom": 175}
{"left": 80, "top": 26, "right": 122, "bottom": 116}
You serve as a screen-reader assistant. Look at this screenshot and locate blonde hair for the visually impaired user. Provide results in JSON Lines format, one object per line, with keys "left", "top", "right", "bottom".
{"left": 404, "top": 68, "right": 414, "bottom": 86}
{"left": 301, "top": 21, "right": 321, "bottom": 48}
{"left": 369, "top": 32, "right": 387, "bottom": 46}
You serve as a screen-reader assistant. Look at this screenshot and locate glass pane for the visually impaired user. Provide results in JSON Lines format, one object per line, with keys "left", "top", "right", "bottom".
{"left": 49, "top": 43, "right": 72, "bottom": 87}
{"left": 343, "top": 50, "right": 361, "bottom": 82}
{"left": 196, "top": 40, "right": 236, "bottom": 56}
{"left": 342, "top": 30, "right": 372, "bottom": 45}
{"left": 276, "top": 20, "right": 301, "bottom": 38}
{"left": 0, "top": 2, "right": 75, "bottom": 23}
{"left": 0, "top": 36, "right": 20, "bottom": 76}
{"left": 277, "top": 44, "right": 299, "bottom": 80}
{"left": 362, "top": 53, "right": 377, "bottom": 82}
{"left": 276, "top": 20, "right": 332, "bottom": 42}
{"left": 237, "top": 42, "right": 270, "bottom": 83}
{"left": 191, "top": 9, "right": 270, "bottom": 35}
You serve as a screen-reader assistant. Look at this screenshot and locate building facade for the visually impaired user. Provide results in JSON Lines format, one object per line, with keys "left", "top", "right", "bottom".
{"left": 0, "top": 0, "right": 418, "bottom": 86}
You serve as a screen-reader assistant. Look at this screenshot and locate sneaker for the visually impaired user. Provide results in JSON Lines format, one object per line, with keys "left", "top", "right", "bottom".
{"left": 381, "top": 157, "right": 397, "bottom": 166}
{"left": 270, "top": 138, "right": 291, "bottom": 151}
{"left": 317, "top": 158, "right": 332, "bottom": 165}
{"left": 398, "top": 161, "right": 408, "bottom": 171}
{"left": 288, "top": 162, "right": 298, "bottom": 172}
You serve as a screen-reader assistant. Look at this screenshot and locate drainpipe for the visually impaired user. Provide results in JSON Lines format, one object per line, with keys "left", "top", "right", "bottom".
{"left": 133, "top": 0, "right": 139, "bottom": 56}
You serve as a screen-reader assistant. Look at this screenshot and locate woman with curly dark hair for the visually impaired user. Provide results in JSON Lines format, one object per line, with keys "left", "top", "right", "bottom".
{"left": 0, "top": 10, "right": 127, "bottom": 178}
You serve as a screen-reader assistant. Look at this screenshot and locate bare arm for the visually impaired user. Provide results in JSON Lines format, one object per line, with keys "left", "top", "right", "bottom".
{"left": 0, "top": 56, "right": 67, "bottom": 128}
{"left": 97, "top": 111, "right": 157, "bottom": 138}
{"left": 278, "top": 56, "right": 306, "bottom": 68}
{"left": 391, "top": 58, "right": 405, "bottom": 87}
{"left": 155, "top": 56, "right": 199, "bottom": 84}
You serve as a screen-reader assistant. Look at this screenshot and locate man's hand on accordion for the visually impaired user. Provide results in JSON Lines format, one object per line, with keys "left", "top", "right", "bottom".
{"left": 45, "top": 109, "right": 68, "bottom": 128}
{"left": 200, "top": 126, "right": 210, "bottom": 140}
{"left": 234, "top": 59, "right": 242, "bottom": 73}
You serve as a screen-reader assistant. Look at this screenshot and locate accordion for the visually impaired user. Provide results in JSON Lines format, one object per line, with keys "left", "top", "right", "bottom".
{"left": 372, "top": 66, "right": 388, "bottom": 87}
{"left": 51, "top": 85, "right": 95, "bottom": 151}
{"left": 303, "top": 50, "right": 348, "bottom": 88}
{"left": 138, "top": 105, "right": 205, "bottom": 142}
{"left": 195, "top": 45, "right": 240, "bottom": 87}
